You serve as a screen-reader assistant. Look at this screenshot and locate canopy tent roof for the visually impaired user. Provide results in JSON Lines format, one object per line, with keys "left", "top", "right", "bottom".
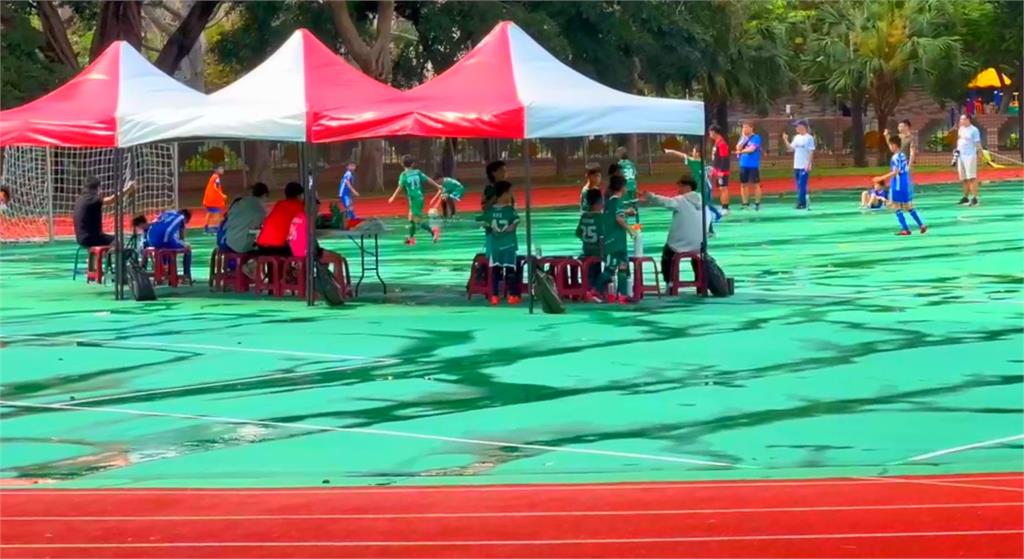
{"left": 340, "top": 21, "right": 705, "bottom": 141}
{"left": 968, "top": 67, "right": 1013, "bottom": 89}
{"left": 166, "top": 29, "right": 404, "bottom": 143}
{"left": 0, "top": 41, "right": 207, "bottom": 147}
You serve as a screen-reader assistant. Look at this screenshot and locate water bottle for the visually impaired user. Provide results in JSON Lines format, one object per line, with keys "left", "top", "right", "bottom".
{"left": 632, "top": 225, "right": 644, "bottom": 259}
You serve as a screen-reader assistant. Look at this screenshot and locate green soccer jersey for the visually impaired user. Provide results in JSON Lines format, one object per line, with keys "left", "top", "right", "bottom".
{"left": 685, "top": 158, "right": 711, "bottom": 198}
{"left": 620, "top": 159, "right": 638, "bottom": 192}
{"left": 399, "top": 169, "right": 427, "bottom": 216}
{"left": 484, "top": 204, "right": 519, "bottom": 251}
{"left": 603, "top": 195, "right": 628, "bottom": 252}
{"left": 576, "top": 211, "right": 603, "bottom": 257}
{"left": 443, "top": 178, "right": 465, "bottom": 199}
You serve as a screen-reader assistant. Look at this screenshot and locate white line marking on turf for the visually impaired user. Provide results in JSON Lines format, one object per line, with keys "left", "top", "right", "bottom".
{"left": 2, "top": 335, "right": 398, "bottom": 365}
{"left": 0, "top": 400, "right": 740, "bottom": 469}
{"left": 3, "top": 530, "right": 1021, "bottom": 548}
{"left": 6, "top": 502, "right": 1020, "bottom": 521}
{"left": 904, "top": 434, "right": 1024, "bottom": 463}
{"left": 4, "top": 476, "right": 1020, "bottom": 496}
{"left": 52, "top": 360, "right": 389, "bottom": 406}
{"left": 853, "top": 475, "right": 1024, "bottom": 494}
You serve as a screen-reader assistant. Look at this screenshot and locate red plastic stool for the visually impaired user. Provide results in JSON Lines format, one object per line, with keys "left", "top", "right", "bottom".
{"left": 252, "top": 256, "right": 283, "bottom": 297}
{"left": 86, "top": 246, "right": 113, "bottom": 284}
{"left": 212, "top": 250, "right": 252, "bottom": 293}
{"left": 143, "top": 247, "right": 193, "bottom": 288}
{"left": 668, "top": 251, "right": 707, "bottom": 296}
{"left": 550, "top": 257, "right": 586, "bottom": 300}
{"left": 280, "top": 256, "right": 306, "bottom": 298}
{"left": 466, "top": 254, "right": 491, "bottom": 299}
{"left": 630, "top": 257, "right": 662, "bottom": 301}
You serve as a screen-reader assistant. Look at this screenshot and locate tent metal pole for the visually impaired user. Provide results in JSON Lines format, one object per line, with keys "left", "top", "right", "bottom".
{"left": 524, "top": 141, "right": 535, "bottom": 314}
{"left": 699, "top": 133, "right": 708, "bottom": 269}
{"left": 646, "top": 135, "right": 654, "bottom": 176}
{"left": 172, "top": 142, "right": 180, "bottom": 210}
{"left": 45, "top": 147, "right": 54, "bottom": 241}
{"left": 299, "top": 142, "right": 316, "bottom": 307}
{"left": 240, "top": 140, "right": 248, "bottom": 188}
{"left": 112, "top": 148, "right": 125, "bottom": 301}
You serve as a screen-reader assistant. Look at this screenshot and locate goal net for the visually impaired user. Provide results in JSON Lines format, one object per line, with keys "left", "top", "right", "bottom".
{"left": 0, "top": 144, "right": 177, "bottom": 242}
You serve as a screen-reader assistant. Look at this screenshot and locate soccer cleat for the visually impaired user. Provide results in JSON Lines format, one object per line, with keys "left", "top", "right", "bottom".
{"left": 617, "top": 295, "right": 636, "bottom": 305}
{"left": 720, "top": 207, "right": 731, "bottom": 216}
{"left": 919, "top": 225, "right": 928, "bottom": 234}
{"left": 754, "top": 203, "right": 761, "bottom": 211}
{"left": 404, "top": 237, "right": 414, "bottom": 245}
{"left": 432, "top": 226, "right": 441, "bottom": 242}
{"left": 585, "top": 290, "right": 604, "bottom": 303}
{"left": 741, "top": 204, "right": 750, "bottom": 210}
{"left": 507, "top": 295, "right": 521, "bottom": 305}
{"left": 958, "top": 197, "right": 970, "bottom": 205}
{"left": 489, "top": 296, "right": 500, "bottom": 306}
{"left": 969, "top": 197, "right": 979, "bottom": 207}
{"left": 896, "top": 229, "right": 912, "bottom": 236}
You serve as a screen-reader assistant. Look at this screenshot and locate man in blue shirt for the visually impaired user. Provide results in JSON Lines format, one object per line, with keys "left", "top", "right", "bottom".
{"left": 736, "top": 120, "right": 762, "bottom": 211}
{"left": 338, "top": 162, "right": 360, "bottom": 219}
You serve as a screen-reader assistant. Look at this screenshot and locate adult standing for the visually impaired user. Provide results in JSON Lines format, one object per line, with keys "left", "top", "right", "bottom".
{"left": 782, "top": 119, "right": 815, "bottom": 210}
{"left": 736, "top": 120, "right": 763, "bottom": 211}
{"left": 897, "top": 119, "right": 917, "bottom": 170}
{"left": 73, "top": 176, "right": 135, "bottom": 248}
{"left": 954, "top": 114, "right": 983, "bottom": 206}
{"left": 642, "top": 177, "right": 711, "bottom": 284}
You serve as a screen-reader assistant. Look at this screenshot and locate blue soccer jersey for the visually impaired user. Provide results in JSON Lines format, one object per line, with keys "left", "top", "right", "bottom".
{"left": 339, "top": 170, "right": 354, "bottom": 198}
{"left": 889, "top": 152, "right": 912, "bottom": 203}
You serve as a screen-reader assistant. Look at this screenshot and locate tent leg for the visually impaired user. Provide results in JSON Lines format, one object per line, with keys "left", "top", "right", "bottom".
{"left": 172, "top": 142, "right": 180, "bottom": 210}
{"left": 524, "top": 144, "right": 534, "bottom": 314}
{"left": 45, "top": 147, "right": 54, "bottom": 242}
{"left": 699, "top": 134, "right": 709, "bottom": 267}
{"left": 113, "top": 148, "right": 124, "bottom": 301}
{"left": 299, "top": 142, "right": 316, "bottom": 307}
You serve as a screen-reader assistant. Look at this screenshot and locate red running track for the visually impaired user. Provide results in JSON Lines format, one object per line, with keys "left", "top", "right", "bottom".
{"left": 1, "top": 473, "right": 1022, "bottom": 558}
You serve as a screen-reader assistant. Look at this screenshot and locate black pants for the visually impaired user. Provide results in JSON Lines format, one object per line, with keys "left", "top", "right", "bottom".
{"left": 491, "top": 266, "right": 521, "bottom": 297}
{"left": 661, "top": 245, "right": 698, "bottom": 284}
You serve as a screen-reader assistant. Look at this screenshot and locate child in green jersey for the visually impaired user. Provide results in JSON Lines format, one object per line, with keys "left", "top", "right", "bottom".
{"left": 482, "top": 181, "right": 521, "bottom": 305}
{"left": 576, "top": 188, "right": 605, "bottom": 291}
{"left": 579, "top": 163, "right": 602, "bottom": 212}
{"left": 590, "top": 175, "right": 636, "bottom": 303}
{"left": 431, "top": 173, "right": 465, "bottom": 219}
{"left": 388, "top": 154, "right": 443, "bottom": 245}
{"left": 616, "top": 146, "right": 639, "bottom": 213}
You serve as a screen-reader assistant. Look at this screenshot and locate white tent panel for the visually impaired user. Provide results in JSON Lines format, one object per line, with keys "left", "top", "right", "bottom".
{"left": 506, "top": 24, "right": 705, "bottom": 138}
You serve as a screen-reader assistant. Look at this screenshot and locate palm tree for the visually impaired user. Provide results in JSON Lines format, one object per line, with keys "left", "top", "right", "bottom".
{"left": 801, "top": 1, "right": 871, "bottom": 166}
{"left": 854, "top": 0, "right": 967, "bottom": 164}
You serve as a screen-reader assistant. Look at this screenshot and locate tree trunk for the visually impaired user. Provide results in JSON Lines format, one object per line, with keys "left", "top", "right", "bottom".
{"left": 359, "top": 140, "right": 385, "bottom": 193}
{"left": 246, "top": 141, "right": 275, "bottom": 186}
{"left": 37, "top": 1, "right": 78, "bottom": 70}
{"left": 441, "top": 138, "right": 457, "bottom": 177}
{"left": 627, "top": 134, "right": 639, "bottom": 165}
{"left": 875, "top": 110, "right": 891, "bottom": 165}
{"left": 329, "top": 0, "right": 395, "bottom": 190}
{"left": 154, "top": 0, "right": 220, "bottom": 76}
{"left": 714, "top": 103, "right": 729, "bottom": 133}
{"left": 850, "top": 94, "right": 868, "bottom": 167}
{"left": 91, "top": 1, "right": 143, "bottom": 60}
{"left": 552, "top": 139, "right": 570, "bottom": 179}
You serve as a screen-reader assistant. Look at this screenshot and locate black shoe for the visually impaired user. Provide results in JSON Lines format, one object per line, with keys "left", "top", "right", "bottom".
{"left": 958, "top": 197, "right": 970, "bottom": 205}
{"left": 754, "top": 203, "right": 761, "bottom": 211}
{"left": 970, "top": 197, "right": 979, "bottom": 207}
{"left": 741, "top": 203, "right": 750, "bottom": 210}
{"left": 795, "top": 204, "right": 807, "bottom": 210}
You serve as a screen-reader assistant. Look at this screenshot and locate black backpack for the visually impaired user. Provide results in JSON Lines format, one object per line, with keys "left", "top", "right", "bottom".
{"left": 122, "top": 248, "right": 156, "bottom": 301}
{"left": 704, "top": 254, "right": 734, "bottom": 297}
{"left": 315, "top": 261, "right": 345, "bottom": 306}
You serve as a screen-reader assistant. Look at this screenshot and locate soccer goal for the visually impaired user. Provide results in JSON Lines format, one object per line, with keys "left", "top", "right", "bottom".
{"left": 0, "top": 144, "right": 178, "bottom": 242}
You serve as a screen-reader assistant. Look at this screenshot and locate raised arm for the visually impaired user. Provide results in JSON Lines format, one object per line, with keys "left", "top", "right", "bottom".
{"left": 663, "top": 149, "right": 688, "bottom": 161}
{"left": 102, "top": 180, "right": 136, "bottom": 204}
{"left": 643, "top": 191, "right": 680, "bottom": 210}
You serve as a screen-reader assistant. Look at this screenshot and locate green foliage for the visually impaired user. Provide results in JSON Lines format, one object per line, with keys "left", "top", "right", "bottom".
{"left": 0, "top": 3, "right": 71, "bottom": 108}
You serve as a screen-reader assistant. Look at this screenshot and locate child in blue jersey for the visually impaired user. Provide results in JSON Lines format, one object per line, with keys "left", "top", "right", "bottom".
{"left": 860, "top": 178, "right": 889, "bottom": 210}
{"left": 338, "top": 162, "right": 360, "bottom": 219}
{"left": 147, "top": 209, "right": 192, "bottom": 250}
{"left": 874, "top": 135, "right": 927, "bottom": 236}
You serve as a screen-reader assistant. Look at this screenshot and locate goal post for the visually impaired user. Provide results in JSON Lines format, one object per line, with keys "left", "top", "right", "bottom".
{"left": 0, "top": 144, "right": 177, "bottom": 243}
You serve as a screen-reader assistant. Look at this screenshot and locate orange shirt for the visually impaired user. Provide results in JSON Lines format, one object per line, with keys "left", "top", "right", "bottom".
{"left": 202, "top": 173, "right": 227, "bottom": 210}
{"left": 256, "top": 198, "right": 304, "bottom": 247}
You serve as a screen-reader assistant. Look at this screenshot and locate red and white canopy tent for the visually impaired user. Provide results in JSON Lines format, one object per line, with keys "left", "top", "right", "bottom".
{"left": 335, "top": 21, "right": 706, "bottom": 311}
{"left": 160, "top": 29, "right": 405, "bottom": 143}
{"left": 0, "top": 41, "right": 207, "bottom": 147}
